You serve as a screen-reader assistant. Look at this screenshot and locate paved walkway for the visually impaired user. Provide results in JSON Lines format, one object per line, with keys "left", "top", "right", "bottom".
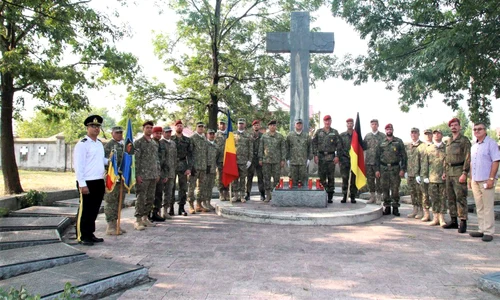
{"left": 65, "top": 201, "right": 500, "bottom": 300}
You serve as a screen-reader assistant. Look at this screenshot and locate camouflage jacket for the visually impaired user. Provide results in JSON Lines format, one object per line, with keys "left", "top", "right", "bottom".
{"left": 215, "top": 130, "right": 226, "bottom": 166}
{"left": 312, "top": 127, "right": 342, "bottom": 162}
{"left": 421, "top": 142, "right": 446, "bottom": 183}
{"left": 171, "top": 134, "right": 193, "bottom": 172}
{"left": 234, "top": 130, "right": 252, "bottom": 164}
{"left": 206, "top": 140, "right": 221, "bottom": 174}
{"left": 444, "top": 134, "right": 471, "bottom": 177}
{"left": 249, "top": 130, "right": 263, "bottom": 163}
{"left": 375, "top": 136, "right": 407, "bottom": 172}
{"left": 259, "top": 131, "right": 286, "bottom": 164}
{"left": 104, "top": 139, "right": 124, "bottom": 170}
{"left": 134, "top": 136, "right": 160, "bottom": 179}
{"left": 154, "top": 138, "right": 168, "bottom": 179}
{"left": 339, "top": 131, "right": 353, "bottom": 167}
{"left": 363, "top": 131, "right": 386, "bottom": 165}
{"left": 190, "top": 133, "right": 208, "bottom": 171}
{"left": 286, "top": 130, "right": 312, "bottom": 165}
{"left": 159, "top": 139, "right": 176, "bottom": 179}
{"left": 406, "top": 140, "right": 426, "bottom": 177}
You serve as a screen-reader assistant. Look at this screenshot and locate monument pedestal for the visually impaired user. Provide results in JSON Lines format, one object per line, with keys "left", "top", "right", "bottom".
{"left": 271, "top": 187, "right": 327, "bottom": 208}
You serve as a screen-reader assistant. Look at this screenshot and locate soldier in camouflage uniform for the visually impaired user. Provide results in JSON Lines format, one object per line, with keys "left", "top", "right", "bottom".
{"left": 134, "top": 121, "right": 160, "bottom": 230}
{"left": 151, "top": 126, "right": 167, "bottom": 222}
{"left": 233, "top": 118, "right": 252, "bottom": 203}
{"left": 204, "top": 129, "right": 221, "bottom": 210}
{"left": 363, "top": 119, "right": 386, "bottom": 204}
{"left": 312, "top": 115, "right": 342, "bottom": 203}
{"left": 421, "top": 129, "right": 447, "bottom": 226}
{"left": 188, "top": 122, "right": 209, "bottom": 213}
{"left": 286, "top": 118, "right": 312, "bottom": 187}
{"left": 339, "top": 118, "right": 357, "bottom": 203}
{"left": 259, "top": 120, "right": 286, "bottom": 202}
{"left": 160, "top": 126, "right": 176, "bottom": 218}
{"left": 421, "top": 128, "right": 434, "bottom": 217}
{"left": 247, "top": 120, "right": 265, "bottom": 201}
{"left": 375, "top": 123, "right": 407, "bottom": 216}
{"left": 406, "top": 128, "right": 425, "bottom": 220}
{"left": 442, "top": 118, "right": 471, "bottom": 233}
{"left": 215, "top": 121, "right": 228, "bottom": 200}
{"left": 103, "top": 126, "right": 127, "bottom": 235}
{"left": 171, "top": 120, "right": 193, "bottom": 216}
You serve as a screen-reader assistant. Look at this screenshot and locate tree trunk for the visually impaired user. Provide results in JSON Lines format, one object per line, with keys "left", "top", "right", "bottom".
{"left": 1, "top": 72, "right": 24, "bottom": 194}
{"left": 207, "top": 94, "right": 219, "bottom": 130}
{"left": 207, "top": 0, "right": 222, "bottom": 131}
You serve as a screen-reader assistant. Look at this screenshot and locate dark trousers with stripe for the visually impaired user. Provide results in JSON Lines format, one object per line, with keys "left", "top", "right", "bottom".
{"left": 76, "top": 179, "right": 105, "bottom": 241}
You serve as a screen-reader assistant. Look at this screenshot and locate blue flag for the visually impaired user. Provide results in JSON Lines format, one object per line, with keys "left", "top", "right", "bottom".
{"left": 120, "top": 119, "right": 136, "bottom": 193}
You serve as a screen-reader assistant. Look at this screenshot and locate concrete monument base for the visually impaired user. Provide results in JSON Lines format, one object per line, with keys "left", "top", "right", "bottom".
{"left": 271, "top": 187, "right": 327, "bottom": 207}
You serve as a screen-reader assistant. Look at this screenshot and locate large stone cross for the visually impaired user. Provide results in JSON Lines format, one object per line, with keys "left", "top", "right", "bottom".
{"left": 266, "top": 11, "right": 334, "bottom": 132}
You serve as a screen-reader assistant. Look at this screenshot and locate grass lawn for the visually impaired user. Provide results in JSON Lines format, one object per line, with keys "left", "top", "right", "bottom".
{"left": 0, "top": 170, "right": 76, "bottom": 195}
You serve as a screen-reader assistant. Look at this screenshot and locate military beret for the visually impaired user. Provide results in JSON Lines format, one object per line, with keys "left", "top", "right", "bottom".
{"left": 448, "top": 117, "right": 460, "bottom": 127}
{"left": 370, "top": 119, "right": 379, "bottom": 123}
{"left": 84, "top": 115, "right": 103, "bottom": 126}
{"left": 152, "top": 126, "right": 163, "bottom": 133}
{"left": 410, "top": 127, "right": 419, "bottom": 133}
{"left": 346, "top": 118, "right": 354, "bottom": 123}
{"left": 268, "top": 120, "right": 277, "bottom": 125}
{"left": 385, "top": 123, "right": 393, "bottom": 129}
{"left": 174, "top": 120, "right": 183, "bottom": 126}
{"left": 424, "top": 129, "right": 432, "bottom": 134}
{"left": 295, "top": 118, "right": 303, "bottom": 124}
{"left": 207, "top": 129, "right": 216, "bottom": 134}
{"left": 163, "top": 126, "right": 172, "bottom": 132}
{"left": 323, "top": 115, "right": 331, "bottom": 121}
{"left": 219, "top": 120, "right": 226, "bottom": 124}
{"left": 142, "top": 120, "right": 154, "bottom": 127}
{"left": 252, "top": 120, "right": 260, "bottom": 126}
{"left": 196, "top": 121, "right": 205, "bottom": 127}
{"left": 237, "top": 118, "right": 246, "bottom": 124}
{"left": 111, "top": 126, "right": 123, "bottom": 132}
{"left": 433, "top": 129, "right": 442, "bottom": 134}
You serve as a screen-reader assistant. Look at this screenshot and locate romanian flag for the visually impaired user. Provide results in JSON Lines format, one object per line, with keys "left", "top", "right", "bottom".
{"left": 120, "top": 119, "right": 136, "bottom": 193}
{"left": 350, "top": 113, "right": 367, "bottom": 189}
{"left": 105, "top": 150, "right": 119, "bottom": 193}
{"left": 222, "top": 111, "right": 238, "bottom": 187}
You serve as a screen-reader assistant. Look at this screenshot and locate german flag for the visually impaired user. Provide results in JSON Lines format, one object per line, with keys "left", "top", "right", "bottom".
{"left": 222, "top": 111, "right": 239, "bottom": 187}
{"left": 349, "top": 113, "right": 367, "bottom": 189}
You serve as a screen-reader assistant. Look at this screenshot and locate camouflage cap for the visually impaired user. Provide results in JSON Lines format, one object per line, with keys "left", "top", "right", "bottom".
{"left": 424, "top": 128, "right": 432, "bottom": 134}
{"left": 111, "top": 126, "right": 123, "bottom": 132}
{"left": 268, "top": 120, "right": 277, "bottom": 125}
{"left": 237, "top": 118, "right": 246, "bottom": 124}
{"left": 207, "top": 129, "right": 216, "bottom": 134}
{"left": 163, "top": 126, "right": 172, "bottom": 132}
{"left": 410, "top": 127, "right": 419, "bottom": 133}
{"left": 196, "top": 121, "right": 205, "bottom": 127}
{"left": 433, "top": 129, "right": 443, "bottom": 134}
{"left": 295, "top": 118, "right": 303, "bottom": 124}
{"left": 370, "top": 119, "right": 379, "bottom": 124}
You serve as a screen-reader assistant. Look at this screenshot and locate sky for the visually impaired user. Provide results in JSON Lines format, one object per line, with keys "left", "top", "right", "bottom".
{"left": 26, "top": 1, "right": 499, "bottom": 142}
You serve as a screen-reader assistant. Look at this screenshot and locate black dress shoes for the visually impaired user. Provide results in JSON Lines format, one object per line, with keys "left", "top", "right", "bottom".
{"left": 78, "top": 239, "right": 94, "bottom": 246}
{"left": 91, "top": 235, "right": 104, "bottom": 243}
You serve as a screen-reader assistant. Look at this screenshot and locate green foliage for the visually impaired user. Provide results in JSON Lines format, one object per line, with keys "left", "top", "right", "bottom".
{"left": 430, "top": 107, "right": 470, "bottom": 138}
{"left": 55, "top": 282, "right": 81, "bottom": 300}
{"left": 19, "top": 190, "right": 47, "bottom": 209}
{"left": 0, "top": 207, "right": 9, "bottom": 217}
{"left": 0, "top": 283, "right": 80, "bottom": 300}
{"left": 331, "top": 0, "right": 499, "bottom": 125}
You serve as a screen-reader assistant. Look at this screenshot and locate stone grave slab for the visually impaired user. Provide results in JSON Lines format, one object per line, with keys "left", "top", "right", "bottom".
{"left": 10, "top": 206, "right": 78, "bottom": 220}
{"left": 0, "top": 217, "right": 71, "bottom": 233}
{"left": 54, "top": 198, "right": 104, "bottom": 213}
{"left": 0, "top": 243, "right": 87, "bottom": 279}
{"left": 0, "top": 258, "right": 148, "bottom": 299}
{"left": 0, "top": 229, "right": 60, "bottom": 250}
{"left": 271, "top": 187, "right": 327, "bottom": 207}
{"left": 478, "top": 272, "right": 500, "bottom": 297}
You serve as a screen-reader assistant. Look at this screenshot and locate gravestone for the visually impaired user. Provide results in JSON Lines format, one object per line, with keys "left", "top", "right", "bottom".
{"left": 266, "top": 11, "right": 334, "bottom": 132}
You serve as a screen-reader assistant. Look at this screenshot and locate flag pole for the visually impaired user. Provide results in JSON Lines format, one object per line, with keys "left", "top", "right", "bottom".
{"left": 347, "top": 170, "right": 352, "bottom": 201}
{"left": 116, "top": 181, "right": 124, "bottom": 235}
{"left": 229, "top": 183, "right": 232, "bottom": 203}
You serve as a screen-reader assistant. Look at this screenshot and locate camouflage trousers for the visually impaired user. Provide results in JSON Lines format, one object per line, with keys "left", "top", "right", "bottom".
{"left": 263, "top": 163, "right": 280, "bottom": 192}
{"left": 420, "top": 182, "right": 431, "bottom": 209}
{"left": 247, "top": 160, "right": 264, "bottom": 194}
{"left": 202, "top": 173, "right": 216, "bottom": 201}
{"left": 135, "top": 179, "right": 156, "bottom": 217}
{"left": 188, "top": 169, "right": 206, "bottom": 203}
{"left": 380, "top": 166, "right": 401, "bottom": 208}
{"left": 172, "top": 171, "right": 188, "bottom": 205}
{"left": 217, "top": 165, "right": 228, "bottom": 192}
{"left": 429, "top": 183, "right": 446, "bottom": 213}
{"left": 446, "top": 176, "right": 468, "bottom": 220}
{"left": 153, "top": 180, "right": 164, "bottom": 213}
{"left": 407, "top": 176, "right": 422, "bottom": 207}
{"left": 289, "top": 164, "right": 308, "bottom": 185}
{"left": 232, "top": 164, "right": 248, "bottom": 193}
{"left": 366, "top": 164, "right": 382, "bottom": 193}
{"left": 104, "top": 182, "right": 123, "bottom": 222}
{"left": 318, "top": 160, "right": 336, "bottom": 193}
{"left": 341, "top": 165, "right": 357, "bottom": 197}
{"left": 162, "top": 178, "right": 175, "bottom": 207}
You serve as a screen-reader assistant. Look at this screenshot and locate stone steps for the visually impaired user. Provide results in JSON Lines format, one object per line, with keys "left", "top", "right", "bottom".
{"left": 0, "top": 229, "right": 61, "bottom": 250}
{"left": 9, "top": 206, "right": 78, "bottom": 221}
{"left": 0, "top": 217, "right": 71, "bottom": 233}
{"left": 53, "top": 198, "right": 104, "bottom": 214}
{"left": 0, "top": 243, "right": 87, "bottom": 279}
{"left": 0, "top": 258, "right": 149, "bottom": 299}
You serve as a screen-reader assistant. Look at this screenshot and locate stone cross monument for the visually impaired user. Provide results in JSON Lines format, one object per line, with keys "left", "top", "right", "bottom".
{"left": 266, "top": 12, "right": 334, "bottom": 132}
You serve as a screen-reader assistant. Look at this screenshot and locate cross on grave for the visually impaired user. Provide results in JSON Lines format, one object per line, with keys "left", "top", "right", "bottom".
{"left": 266, "top": 11, "right": 334, "bottom": 132}
{"left": 38, "top": 146, "right": 47, "bottom": 156}
{"left": 20, "top": 146, "right": 29, "bottom": 156}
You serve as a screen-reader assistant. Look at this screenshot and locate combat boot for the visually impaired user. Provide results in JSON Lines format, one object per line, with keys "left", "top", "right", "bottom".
{"left": 383, "top": 206, "right": 391, "bottom": 215}
{"left": 134, "top": 217, "right": 145, "bottom": 231}
{"left": 142, "top": 215, "right": 156, "bottom": 227}
{"left": 392, "top": 207, "right": 400, "bottom": 216}
{"left": 414, "top": 207, "right": 424, "bottom": 219}
{"left": 188, "top": 201, "right": 196, "bottom": 214}
{"left": 327, "top": 192, "right": 334, "bottom": 204}
{"left": 443, "top": 217, "right": 458, "bottom": 229}
{"left": 241, "top": 193, "right": 247, "bottom": 203}
{"left": 407, "top": 206, "right": 418, "bottom": 218}
{"left": 350, "top": 195, "right": 357, "bottom": 204}
{"left": 231, "top": 191, "right": 239, "bottom": 203}
{"left": 207, "top": 199, "right": 215, "bottom": 210}
{"left": 196, "top": 201, "right": 206, "bottom": 212}
{"left": 178, "top": 205, "right": 187, "bottom": 216}
{"left": 118, "top": 225, "right": 127, "bottom": 234}
{"left": 223, "top": 191, "right": 229, "bottom": 201}
{"left": 244, "top": 192, "right": 250, "bottom": 202}
{"left": 161, "top": 207, "right": 172, "bottom": 220}
{"left": 106, "top": 221, "right": 119, "bottom": 235}
{"left": 367, "top": 192, "right": 376, "bottom": 204}
{"left": 376, "top": 193, "right": 382, "bottom": 205}
{"left": 200, "top": 200, "right": 211, "bottom": 212}
{"left": 341, "top": 194, "right": 347, "bottom": 203}
{"left": 421, "top": 208, "right": 430, "bottom": 222}
{"left": 219, "top": 190, "right": 224, "bottom": 201}
{"left": 438, "top": 214, "right": 446, "bottom": 227}
{"left": 429, "top": 213, "right": 439, "bottom": 226}
{"left": 168, "top": 204, "right": 175, "bottom": 216}
{"left": 260, "top": 192, "right": 265, "bottom": 201}
{"left": 458, "top": 219, "right": 467, "bottom": 233}
{"left": 264, "top": 190, "right": 271, "bottom": 202}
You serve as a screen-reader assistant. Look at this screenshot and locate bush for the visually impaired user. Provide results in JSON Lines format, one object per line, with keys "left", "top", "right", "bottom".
{"left": 0, "top": 207, "right": 9, "bottom": 217}
{"left": 0, "top": 283, "right": 80, "bottom": 299}
{"left": 19, "top": 190, "right": 47, "bottom": 209}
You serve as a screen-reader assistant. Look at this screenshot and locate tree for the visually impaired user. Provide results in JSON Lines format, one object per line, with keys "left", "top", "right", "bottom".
{"left": 0, "top": 1, "right": 139, "bottom": 194}
{"left": 430, "top": 107, "right": 470, "bottom": 138}
{"left": 128, "top": 0, "right": 336, "bottom": 130}
{"left": 331, "top": 0, "right": 499, "bottom": 125}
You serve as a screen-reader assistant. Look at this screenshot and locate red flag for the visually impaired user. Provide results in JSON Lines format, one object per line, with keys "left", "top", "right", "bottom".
{"left": 350, "top": 113, "right": 367, "bottom": 189}
{"left": 222, "top": 111, "right": 239, "bottom": 187}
